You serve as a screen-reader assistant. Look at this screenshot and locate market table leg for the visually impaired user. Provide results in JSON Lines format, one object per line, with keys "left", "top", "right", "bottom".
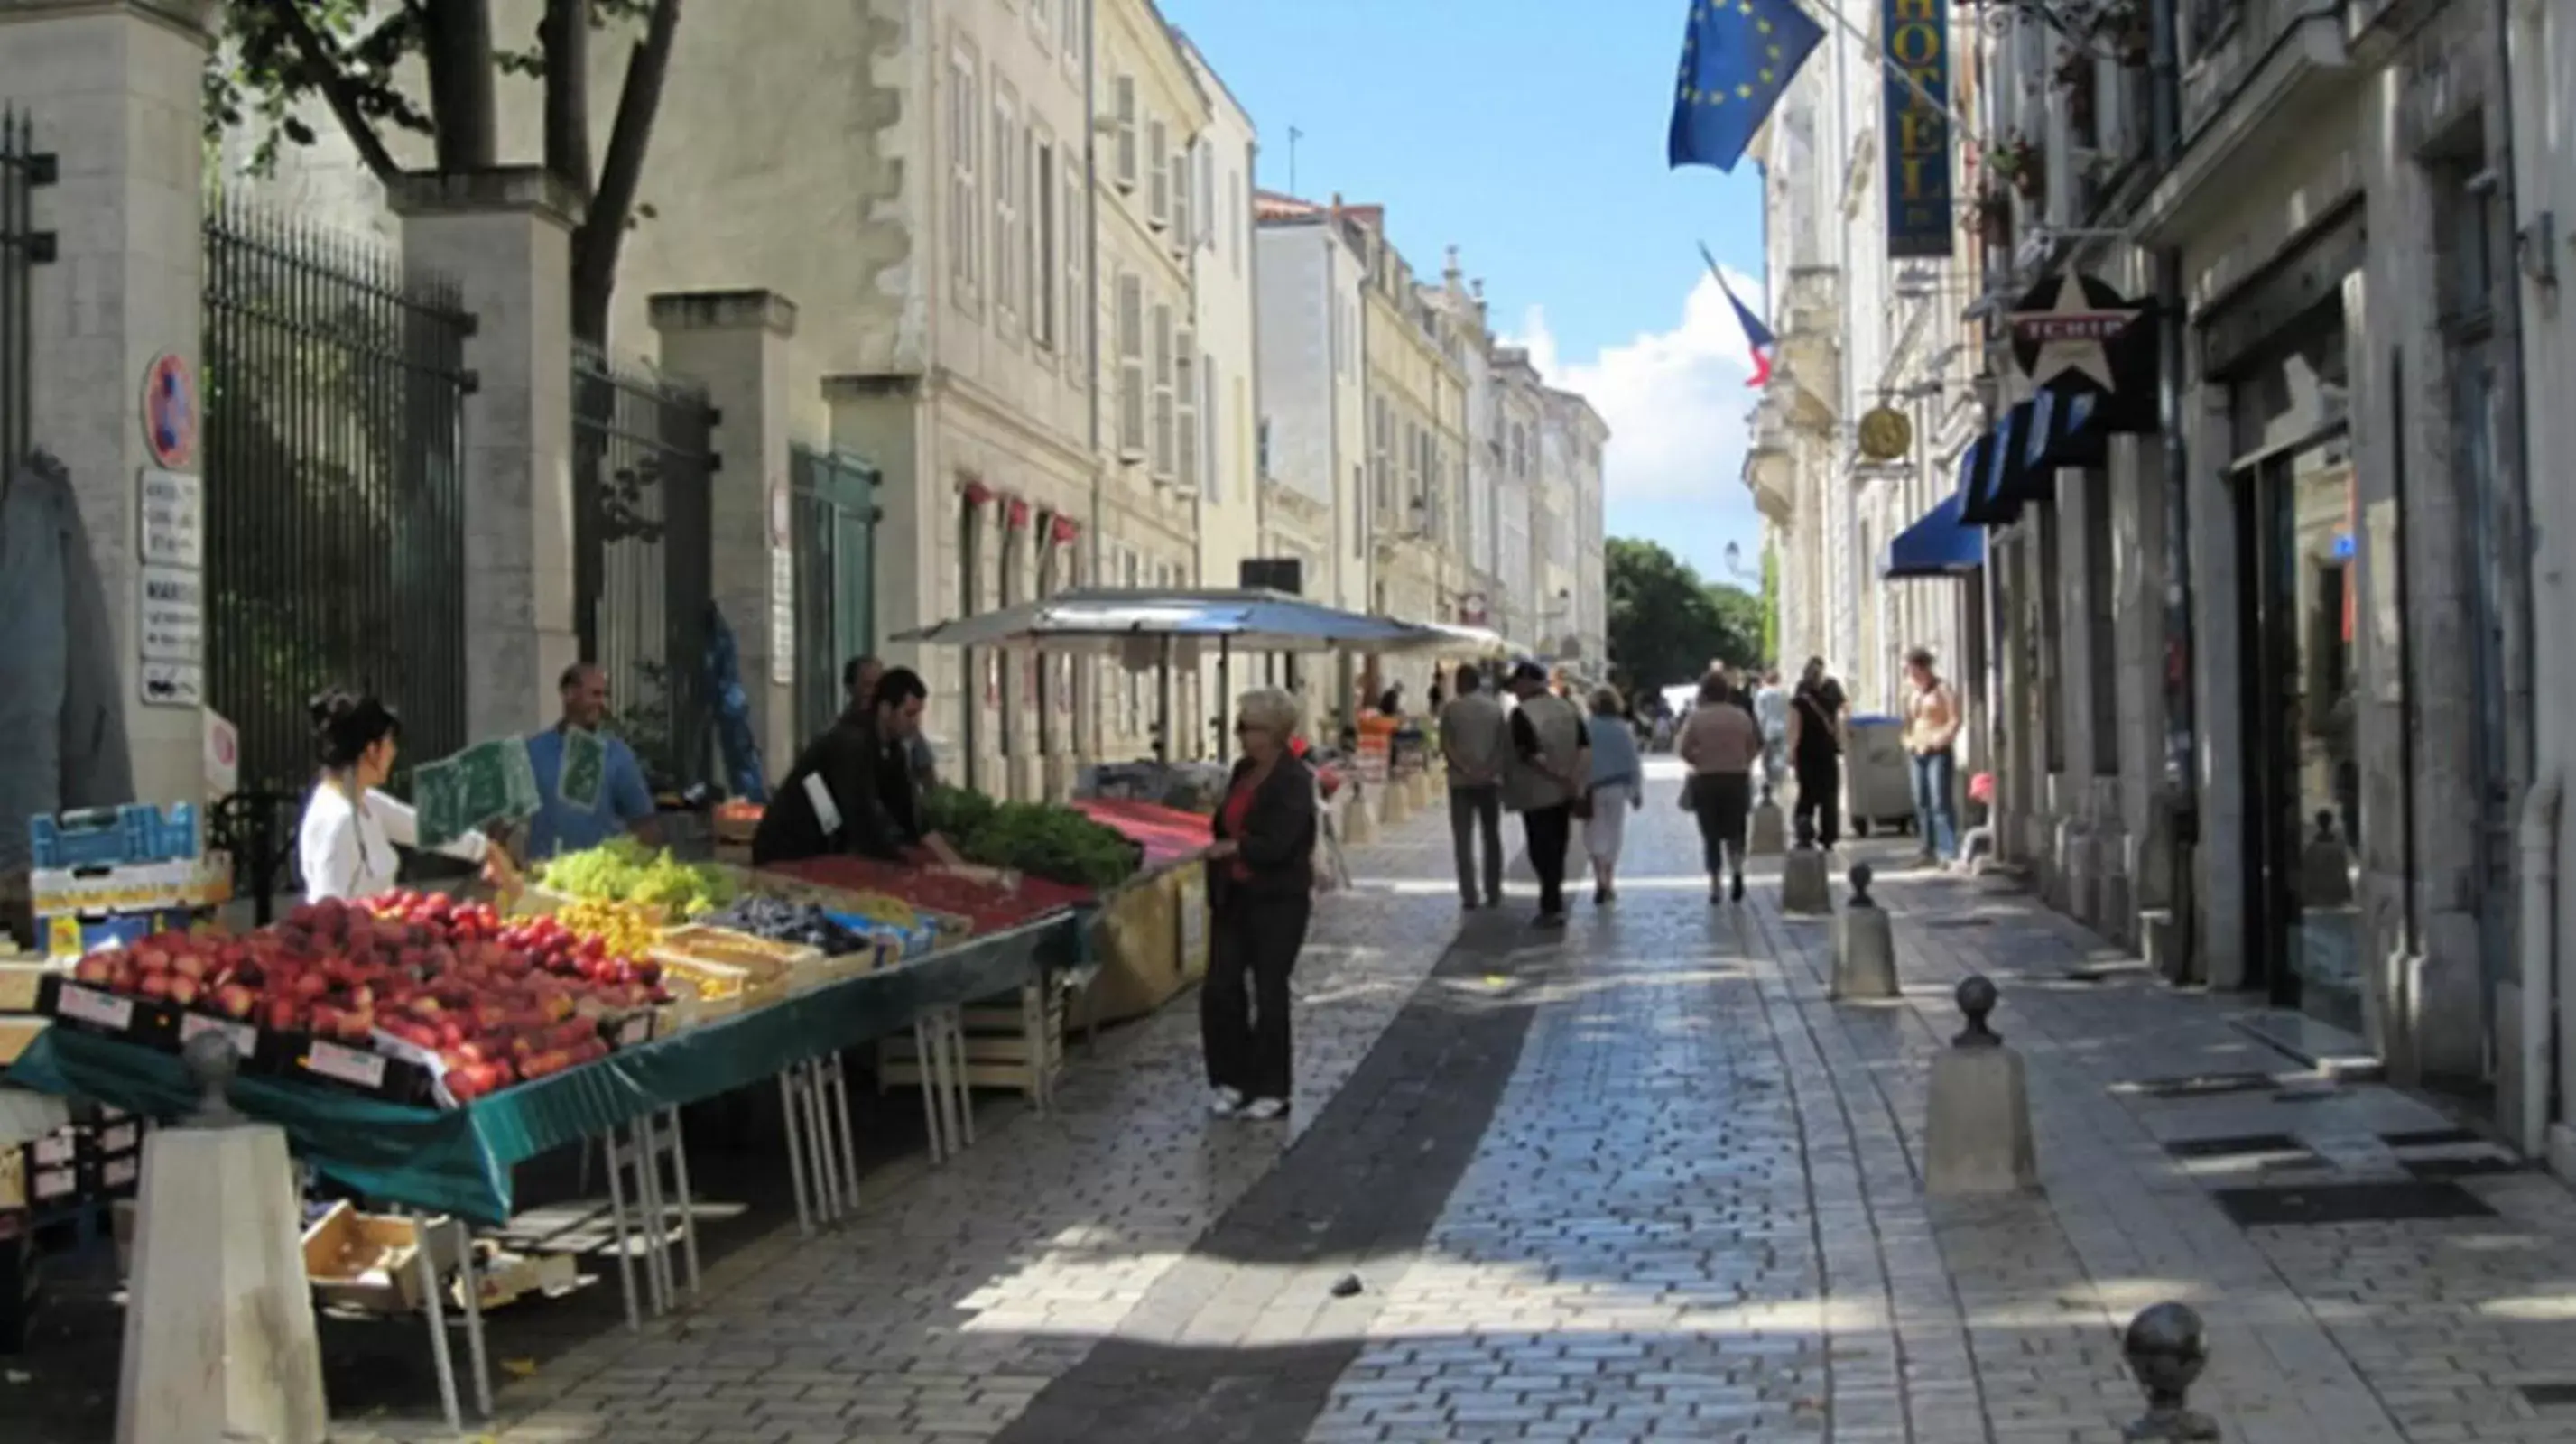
{"left": 403, "top": 1208, "right": 463, "bottom": 1435}
{"left": 820, "top": 1056, "right": 863, "bottom": 1211}
{"left": 451, "top": 1216, "right": 493, "bottom": 1419}
{"left": 777, "top": 1071, "right": 816, "bottom": 1237}
{"left": 911, "top": 1019, "right": 949, "bottom": 1165}
{"left": 598, "top": 1134, "right": 642, "bottom": 1329}
{"left": 661, "top": 1107, "right": 701, "bottom": 1297}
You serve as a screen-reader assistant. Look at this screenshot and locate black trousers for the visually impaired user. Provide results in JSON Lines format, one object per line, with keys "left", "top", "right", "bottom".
{"left": 1690, "top": 772, "right": 1752, "bottom": 876}
{"left": 1520, "top": 803, "right": 1574, "bottom": 915}
{"left": 1202, "top": 892, "right": 1311, "bottom": 1101}
{"left": 1793, "top": 754, "right": 1841, "bottom": 847}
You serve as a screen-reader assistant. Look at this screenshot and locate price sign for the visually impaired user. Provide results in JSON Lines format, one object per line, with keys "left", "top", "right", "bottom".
{"left": 559, "top": 727, "right": 607, "bottom": 811}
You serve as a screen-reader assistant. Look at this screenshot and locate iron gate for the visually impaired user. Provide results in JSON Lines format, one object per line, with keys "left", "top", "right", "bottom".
{"left": 1, "top": 106, "right": 51, "bottom": 474}
{"left": 202, "top": 199, "right": 475, "bottom": 796}
{"left": 571, "top": 344, "right": 716, "bottom": 792}
{"left": 791, "top": 445, "right": 881, "bottom": 741}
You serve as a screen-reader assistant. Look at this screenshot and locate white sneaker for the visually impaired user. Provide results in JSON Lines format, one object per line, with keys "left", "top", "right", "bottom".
{"left": 1209, "top": 1087, "right": 1245, "bottom": 1117}
{"left": 1243, "top": 1097, "right": 1290, "bottom": 1121}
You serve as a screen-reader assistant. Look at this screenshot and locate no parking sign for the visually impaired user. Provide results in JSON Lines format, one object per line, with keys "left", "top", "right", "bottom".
{"left": 143, "top": 353, "right": 197, "bottom": 469}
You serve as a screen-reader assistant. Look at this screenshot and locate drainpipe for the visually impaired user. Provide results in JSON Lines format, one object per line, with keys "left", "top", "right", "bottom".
{"left": 1083, "top": 0, "right": 1104, "bottom": 767}
{"left": 2495, "top": 0, "right": 2558, "bottom": 1160}
{"left": 2149, "top": 0, "right": 2200, "bottom": 983}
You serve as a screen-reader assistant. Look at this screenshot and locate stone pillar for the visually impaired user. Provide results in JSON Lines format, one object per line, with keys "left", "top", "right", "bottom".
{"left": 388, "top": 169, "right": 579, "bottom": 745}
{"left": 651, "top": 290, "right": 800, "bottom": 782}
{"left": 0, "top": 0, "right": 215, "bottom": 806}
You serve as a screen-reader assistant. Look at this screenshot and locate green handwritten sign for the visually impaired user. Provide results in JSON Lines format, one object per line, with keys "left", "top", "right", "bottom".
{"left": 559, "top": 727, "right": 607, "bottom": 811}
{"left": 413, "top": 757, "right": 469, "bottom": 851}
{"left": 413, "top": 739, "right": 543, "bottom": 849}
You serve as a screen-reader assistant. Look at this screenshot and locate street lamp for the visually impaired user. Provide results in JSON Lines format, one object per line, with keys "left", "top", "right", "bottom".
{"left": 1720, "top": 540, "right": 1761, "bottom": 585}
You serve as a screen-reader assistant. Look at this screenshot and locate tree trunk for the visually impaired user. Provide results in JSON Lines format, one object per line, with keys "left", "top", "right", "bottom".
{"left": 422, "top": 0, "right": 499, "bottom": 171}
{"left": 570, "top": 0, "right": 682, "bottom": 345}
{"left": 541, "top": 0, "right": 591, "bottom": 199}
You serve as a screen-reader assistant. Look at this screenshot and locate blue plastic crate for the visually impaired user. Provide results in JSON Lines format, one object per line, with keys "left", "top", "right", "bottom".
{"left": 28, "top": 803, "right": 199, "bottom": 871}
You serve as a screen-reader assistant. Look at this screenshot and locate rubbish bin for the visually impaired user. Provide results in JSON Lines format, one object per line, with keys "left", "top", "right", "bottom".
{"left": 1844, "top": 715, "right": 1913, "bottom": 836}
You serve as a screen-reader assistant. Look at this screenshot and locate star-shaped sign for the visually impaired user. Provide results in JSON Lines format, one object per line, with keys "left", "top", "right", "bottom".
{"left": 2010, "top": 273, "right": 2141, "bottom": 392}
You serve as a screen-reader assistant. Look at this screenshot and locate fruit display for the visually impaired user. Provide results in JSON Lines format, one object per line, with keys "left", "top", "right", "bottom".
{"left": 700, "top": 896, "right": 872, "bottom": 956}
{"left": 769, "top": 856, "right": 1087, "bottom": 936}
{"left": 537, "top": 837, "right": 736, "bottom": 920}
{"left": 56, "top": 893, "right": 670, "bottom": 1106}
{"left": 551, "top": 897, "right": 663, "bottom": 960}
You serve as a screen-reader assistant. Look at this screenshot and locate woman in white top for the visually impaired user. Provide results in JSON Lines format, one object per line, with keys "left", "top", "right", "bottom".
{"left": 296, "top": 690, "right": 517, "bottom": 902}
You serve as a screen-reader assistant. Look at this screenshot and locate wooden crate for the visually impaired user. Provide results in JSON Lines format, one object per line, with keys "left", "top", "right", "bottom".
{"left": 875, "top": 986, "right": 1066, "bottom": 1097}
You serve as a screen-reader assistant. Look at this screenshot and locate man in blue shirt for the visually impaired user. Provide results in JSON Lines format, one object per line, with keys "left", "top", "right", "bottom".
{"left": 523, "top": 662, "right": 658, "bottom": 859}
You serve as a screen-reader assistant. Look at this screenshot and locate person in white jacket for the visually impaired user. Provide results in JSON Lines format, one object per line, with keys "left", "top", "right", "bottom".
{"left": 296, "top": 690, "right": 515, "bottom": 902}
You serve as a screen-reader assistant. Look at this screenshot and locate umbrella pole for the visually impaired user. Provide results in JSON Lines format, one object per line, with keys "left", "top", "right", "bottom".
{"left": 1218, "top": 635, "right": 1233, "bottom": 764}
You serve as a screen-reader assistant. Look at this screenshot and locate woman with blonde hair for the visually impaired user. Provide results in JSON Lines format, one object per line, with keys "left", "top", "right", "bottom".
{"left": 1582, "top": 684, "right": 1645, "bottom": 903}
{"left": 1203, "top": 688, "right": 1318, "bottom": 1121}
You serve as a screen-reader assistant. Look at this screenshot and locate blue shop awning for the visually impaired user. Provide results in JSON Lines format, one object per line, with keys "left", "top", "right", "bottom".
{"left": 1961, "top": 403, "right": 2036, "bottom": 527}
{"left": 1885, "top": 491, "right": 1986, "bottom": 579}
{"left": 2026, "top": 387, "right": 2108, "bottom": 473}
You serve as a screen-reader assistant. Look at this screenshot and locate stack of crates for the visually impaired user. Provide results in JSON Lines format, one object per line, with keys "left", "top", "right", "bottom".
{"left": 0, "top": 1103, "right": 144, "bottom": 1351}
{"left": 27, "top": 803, "right": 230, "bottom": 960}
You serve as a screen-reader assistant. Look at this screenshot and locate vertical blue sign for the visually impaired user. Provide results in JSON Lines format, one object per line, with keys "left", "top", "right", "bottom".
{"left": 1883, "top": 0, "right": 1955, "bottom": 259}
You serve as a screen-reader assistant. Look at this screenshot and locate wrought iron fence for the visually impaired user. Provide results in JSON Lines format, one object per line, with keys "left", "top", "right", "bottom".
{"left": 202, "top": 199, "right": 476, "bottom": 799}
{"left": 1, "top": 106, "right": 53, "bottom": 475}
{"left": 572, "top": 344, "right": 717, "bottom": 793}
{"left": 792, "top": 445, "right": 882, "bottom": 741}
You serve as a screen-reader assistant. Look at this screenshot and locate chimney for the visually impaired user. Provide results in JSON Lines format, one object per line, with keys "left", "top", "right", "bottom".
{"left": 1444, "top": 245, "right": 1463, "bottom": 285}
{"left": 1330, "top": 190, "right": 1344, "bottom": 220}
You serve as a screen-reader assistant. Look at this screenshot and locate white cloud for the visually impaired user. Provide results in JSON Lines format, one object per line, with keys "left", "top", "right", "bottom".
{"left": 1506, "top": 270, "right": 1765, "bottom": 507}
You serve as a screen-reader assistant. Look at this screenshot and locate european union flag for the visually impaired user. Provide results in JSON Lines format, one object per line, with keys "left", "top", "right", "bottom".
{"left": 1667, "top": 0, "right": 1828, "bottom": 173}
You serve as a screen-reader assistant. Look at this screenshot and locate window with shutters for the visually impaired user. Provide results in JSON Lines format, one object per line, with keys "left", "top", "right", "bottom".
{"left": 1146, "top": 119, "right": 1170, "bottom": 228}
{"left": 1170, "top": 140, "right": 1192, "bottom": 256}
{"left": 1112, "top": 76, "right": 1139, "bottom": 190}
{"left": 1031, "top": 133, "right": 1056, "bottom": 351}
{"left": 1060, "top": 0, "right": 1082, "bottom": 75}
{"left": 1151, "top": 301, "right": 1176, "bottom": 479}
{"left": 1063, "top": 168, "right": 1086, "bottom": 385}
{"left": 1204, "top": 360, "right": 1223, "bottom": 504}
{"left": 1370, "top": 398, "right": 1393, "bottom": 515}
{"left": 1115, "top": 273, "right": 1145, "bottom": 454}
{"left": 1404, "top": 420, "right": 1424, "bottom": 525}
{"left": 992, "top": 86, "right": 1020, "bottom": 329}
{"left": 1197, "top": 143, "right": 1215, "bottom": 254}
{"left": 1175, "top": 330, "right": 1199, "bottom": 492}
{"left": 948, "top": 44, "right": 981, "bottom": 311}
{"left": 1228, "top": 170, "right": 1244, "bottom": 273}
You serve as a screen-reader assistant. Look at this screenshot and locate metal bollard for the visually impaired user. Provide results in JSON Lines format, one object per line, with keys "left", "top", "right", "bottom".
{"left": 1849, "top": 862, "right": 1876, "bottom": 908}
{"left": 1952, "top": 973, "right": 2002, "bottom": 1048}
{"left": 2122, "top": 1301, "right": 2220, "bottom": 1441}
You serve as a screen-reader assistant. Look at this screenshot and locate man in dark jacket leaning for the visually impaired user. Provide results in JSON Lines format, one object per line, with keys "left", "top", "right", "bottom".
{"left": 754, "top": 666, "right": 964, "bottom": 867}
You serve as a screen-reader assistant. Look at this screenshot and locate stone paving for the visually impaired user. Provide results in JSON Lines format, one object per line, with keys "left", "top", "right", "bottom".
{"left": 24, "top": 761, "right": 2576, "bottom": 1443}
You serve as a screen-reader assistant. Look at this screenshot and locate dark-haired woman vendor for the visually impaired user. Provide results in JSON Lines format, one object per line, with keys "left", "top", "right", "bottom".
{"left": 295, "top": 690, "right": 517, "bottom": 902}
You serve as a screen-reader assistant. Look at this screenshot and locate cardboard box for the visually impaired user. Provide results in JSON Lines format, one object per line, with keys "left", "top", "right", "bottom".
{"left": 301, "top": 1202, "right": 463, "bottom": 1315}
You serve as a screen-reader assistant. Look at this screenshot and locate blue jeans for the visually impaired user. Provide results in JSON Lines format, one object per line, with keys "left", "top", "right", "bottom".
{"left": 1911, "top": 748, "right": 1959, "bottom": 860}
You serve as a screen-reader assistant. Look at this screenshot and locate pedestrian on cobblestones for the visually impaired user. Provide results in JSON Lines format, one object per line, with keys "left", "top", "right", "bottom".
{"left": 1902, "top": 646, "right": 1963, "bottom": 867}
{"left": 1787, "top": 657, "right": 1848, "bottom": 851}
{"left": 1205, "top": 687, "right": 1319, "bottom": 1122}
{"left": 1504, "top": 661, "right": 1589, "bottom": 929}
{"left": 1679, "top": 672, "right": 1763, "bottom": 903}
{"left": 1438, "top": 667, "right": 1510, "bottom": 909}
{"left": 1583, "top": 685, "right": 1645, "bottom": 904}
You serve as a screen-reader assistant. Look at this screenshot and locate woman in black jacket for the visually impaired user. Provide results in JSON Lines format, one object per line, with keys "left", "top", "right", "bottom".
{"left": 1204, "top": 687, "right": 1318, "bottom": 1121}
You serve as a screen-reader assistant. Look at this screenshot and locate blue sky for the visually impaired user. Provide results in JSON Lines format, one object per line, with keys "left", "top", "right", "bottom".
{"left": 1160, "top": 0, "right": 1771, "bottom": 588}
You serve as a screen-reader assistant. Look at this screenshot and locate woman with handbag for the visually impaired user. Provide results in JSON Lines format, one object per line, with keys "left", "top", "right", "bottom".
{"left": 1203, "top": 688, "right": 1319, "bottom": 1122}
{"left": 1581, "top": 685, "right": 1645, "bottom": 904}
{"left": 1678, "top": 672, "right": 1765, "bottom": 903}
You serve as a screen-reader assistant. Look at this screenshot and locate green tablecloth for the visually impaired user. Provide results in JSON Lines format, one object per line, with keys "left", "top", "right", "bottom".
{"left": 4, "top": 913, "right": 1083, "bottom": 1223}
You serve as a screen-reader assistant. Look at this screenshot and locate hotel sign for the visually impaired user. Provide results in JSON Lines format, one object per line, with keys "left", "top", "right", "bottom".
{"left": 1882, "top": 0, "right": 1955, "bottom": 259}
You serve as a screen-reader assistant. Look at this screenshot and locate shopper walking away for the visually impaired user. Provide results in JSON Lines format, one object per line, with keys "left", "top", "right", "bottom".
{"left": 1204, "top": 688, "right": 1318, "bottom": 1122}
{"left": 1503, "top": 661, "right": 1589, "bottom": 929}
{"left": 1903, "top": 646, "right": 1964, "bottom": 866}
{"left": 1679, "top": 673, "right": 1764, "bottom": 902}
{"left": 298, "top": 690, "right": 517, "bottom": 903}
{"left": 1786, "top": 657, "right": 1848, "bottom": 850}
{"left": 1438, "top": 667, "right": 1510, "bottom": 909}
{"left": 1752, "top": 669, "right": 1790, "bottom": 801}
{"left": 1583, "top": 685, "right": 1645, "bottom": 904}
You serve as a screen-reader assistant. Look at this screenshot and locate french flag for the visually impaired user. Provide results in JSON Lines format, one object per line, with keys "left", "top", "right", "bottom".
{"left": 1719, "top": 273, "right": 1778, "bottom": 388}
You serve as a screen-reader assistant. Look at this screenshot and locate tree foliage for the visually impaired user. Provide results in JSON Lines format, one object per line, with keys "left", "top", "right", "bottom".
{"left": 1606, "top": 538, "right": 1764, "bottom": 697}
{"left": 203, "top": 0, "right": 682, "bottom": 343}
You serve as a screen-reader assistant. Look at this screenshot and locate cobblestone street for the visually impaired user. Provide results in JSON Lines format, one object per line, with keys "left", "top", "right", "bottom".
{"left": 50, "top": 762, "right": 2576, "bottom": 1443}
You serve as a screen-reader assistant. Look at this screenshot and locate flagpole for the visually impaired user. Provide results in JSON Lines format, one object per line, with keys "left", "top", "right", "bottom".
{"left": 1790, "top": 0, "right": 1994, "bottom": 154}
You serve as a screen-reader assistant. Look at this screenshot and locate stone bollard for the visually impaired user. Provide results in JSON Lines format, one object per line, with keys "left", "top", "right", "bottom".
{"left": 118, "top": 1033, "right": 329, "bottom": 1444}
{"left": 2122, "top": 1302, "right": 2220, "bottom": 1441}
{"left": 1781, "top": 817, "right": 1831, "bottom": 915}
{"left": 1831, "top": 864, "right": 1900, "bottom": 1000}
{"left": 1747, "top": 794, "right": 1787, "bottom": 856}
{"left": 1923, "top": 975, "right": 2040, "bottom": 1197}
